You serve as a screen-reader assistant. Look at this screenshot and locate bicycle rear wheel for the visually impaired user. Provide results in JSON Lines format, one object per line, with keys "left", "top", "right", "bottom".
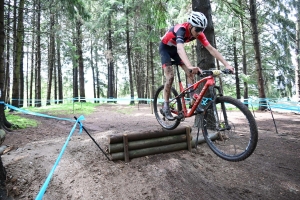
{"left": 202, "top": 96, "right": 258, "bottom": 162}
{"left": 153, "top": 85, "right": 182, "bottom": 130}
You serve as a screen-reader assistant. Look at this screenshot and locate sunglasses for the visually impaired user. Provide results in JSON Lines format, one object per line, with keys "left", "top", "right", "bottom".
{"left": 194, "top": 27, "right": 204, "bottom": 33}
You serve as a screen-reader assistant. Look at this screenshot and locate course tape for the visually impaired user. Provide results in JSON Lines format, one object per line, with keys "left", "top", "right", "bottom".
{"left": 35, "top": 115, "right": 85, "bottom": 200}
{"left": 4, "top": 103, "right": 76, "bottom": 122}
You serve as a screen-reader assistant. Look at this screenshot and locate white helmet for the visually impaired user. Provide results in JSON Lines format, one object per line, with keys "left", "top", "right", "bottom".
{"left": 188, "top": 11, "right": 207, "bottom": 28}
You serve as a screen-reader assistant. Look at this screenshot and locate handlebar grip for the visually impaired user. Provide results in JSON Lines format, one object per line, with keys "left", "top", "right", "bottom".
{"left": 222, "top": 69, "right": 233, "bottom": 74}
{"left": 189, "top": 69, "right": 201, "bottom": 76}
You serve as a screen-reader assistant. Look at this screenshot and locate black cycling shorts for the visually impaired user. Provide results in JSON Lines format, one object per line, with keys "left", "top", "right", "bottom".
{"left": 159, "top": 42, "right": 183, "bottom": 68}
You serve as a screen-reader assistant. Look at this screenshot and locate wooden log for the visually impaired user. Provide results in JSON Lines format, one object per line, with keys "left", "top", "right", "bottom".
{"left": 111, "top": 142, "right": 188, "bottom": 161}
{"left": 191, "top": 133, "right": 219, "bottom": 148}
{"left": 109, "top": 134, "right": 189, "bottom": 153}
{"left": 123, "top": 134, "right": 129, "bottom": 162}
{"left": 185, "top": 126, "right": 192, "bottom": 152}
{"left": 109, "top": 126, "right": 191, "bottom": 144}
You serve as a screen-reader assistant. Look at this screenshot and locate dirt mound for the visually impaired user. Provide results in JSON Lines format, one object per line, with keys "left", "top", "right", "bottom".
{"left": 1, "top": 104, "right": 300, "bottom": 199}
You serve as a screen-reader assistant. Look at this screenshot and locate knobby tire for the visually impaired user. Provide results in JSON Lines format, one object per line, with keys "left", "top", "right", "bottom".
{"left": 202, "top": 96, "right": 258, "bottom": 162}
{"left": 153, "top": 85, "right": 182, "bottom": 130}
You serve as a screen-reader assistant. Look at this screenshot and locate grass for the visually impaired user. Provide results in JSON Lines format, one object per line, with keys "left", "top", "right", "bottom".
{"left": 26, "top": 102, "right": 98, "bottom": 115}
{"left": 6, "top": 112, "right": 39, "bottom": 129}
{"left": 5, "top": 102, "right": 99, "bottom": 129}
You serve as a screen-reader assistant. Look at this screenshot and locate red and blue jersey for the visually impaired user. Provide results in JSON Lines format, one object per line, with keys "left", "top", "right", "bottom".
{"left": 161, "top": 22, "right": 210, "bottom": 47}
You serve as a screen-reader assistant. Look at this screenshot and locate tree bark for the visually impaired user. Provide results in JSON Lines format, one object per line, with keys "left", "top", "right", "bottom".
{"left": 233, "top": 35, "right": 241, "bottom": 99}
{"left": 35, "top": 0, "right": 42, "bottom": 107}
{"left": 107, "top": 15, "right": 115, "bottom": 101}
{"left": 0, "top": 0, "right": 11, "bottom": 196}
{"left": 126, "top": 7, "right": 134, "bottom": 105}
{"left": 296, "top": 2, "right": 300, "bottom": 102}
{"left": 12, "top": 0, "right": 25, "bottom": 108}
{"left": 192, "top": 0, "right": 216, "bottom": 126}
{"left": 95, "top": 45, "right": 100, "bottom": 102}
{"left": 4, "top": 0, "right": 10, "bottom": 103}
{"left": 90, "top": 38, "right": 96, "bottom": 103}
{"left": 46, "top": 12, "right": 55, "bottom": 105}
{"left": 249, "top": 0, "right": 267, "bottom": 110}
{"left": 57, "top": 36, "right": 63, "bottom": 104}
{"left": 76, "top": 18, "right": 86, "bottom": 102}
{"left": 72, "top": 33, "right": 78, "bottom": 102}
{"left": 192, "top": 0, "right": 216, "bottom": 70}
{"left": 239, "top": 0, "right": 248, "bottom": 106}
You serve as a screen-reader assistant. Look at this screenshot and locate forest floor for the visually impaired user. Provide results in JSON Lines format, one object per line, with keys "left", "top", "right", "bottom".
{"left": 1, "top": 103, "right": 300, "bottom": 200}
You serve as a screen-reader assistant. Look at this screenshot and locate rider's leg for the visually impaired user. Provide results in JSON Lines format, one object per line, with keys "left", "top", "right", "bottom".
{"left": 162, "top": 65, "right": 175, "bottom": 120}
{"left": 163, "top": 65, "right": 174, "bottom": 103}
{"left": 180, "top": 64, "right": 195, "bottom": 88}
{"left": 181, "top": 64, "right": 195, "bottom": 97}
{"left": 181, "top": 64, "right": 203, "bottom": 112}
{"left": 159, "top": 42, "right": 176, "bottom": 120}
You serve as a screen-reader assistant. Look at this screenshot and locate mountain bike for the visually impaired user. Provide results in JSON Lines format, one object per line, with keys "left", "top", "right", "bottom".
{"left": 153, "top": 62, "right": 258, "bottom": 161}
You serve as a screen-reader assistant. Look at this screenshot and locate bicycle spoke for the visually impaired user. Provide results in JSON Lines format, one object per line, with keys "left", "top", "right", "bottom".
{"left": 153, "top": 86, "right": 181, "bottom": 130}
{"left": 202, "top": 96, "right": 258, "bottom": 161}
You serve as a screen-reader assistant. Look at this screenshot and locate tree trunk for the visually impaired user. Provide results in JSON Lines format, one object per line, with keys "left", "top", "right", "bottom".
{"left": 0, "top": 0, "right": 11, "bottom": 195}
{"left": 193, "top": 0, "right": 216, "bottom": 70}
{"left": 76, "top": 18, "right": 85, "bottom": 102}
{"left": 249, "top": 0, "right": 267, "bottom": 110}
{"left": 150, "top": 40, "right": 155, "bottom": 100}
{"left": 46, "top": 12, "right": 55, "bottom": 106}
{"left": 11, "top": 0, "right": 16, "bottom": 105}
{"left": 29, "top": 0, "right": 36, "bottom": 107}
{"left": 57, "top": 39, "right": 62, "bottom": 104}
{"left": 19, "top": 37, "right": 24, "bottom": 107}
{"left": 35, "top": 0, "right": 42, "bottom": 107}
{"left": 95, "top": 45, "right": 100, "bottom": 102}
{"left": 12, "top": 0, "right": 25, "bottom": 108}
{"left": 107, "top": 15, "right": 115, "bottom": 101}
{"left": 72, "top": 34, "right": 78, "bottom": 102}
{"left": 73, "top": 65, "right": 78, "bottom": 102}
{"left": 192, "top": 0, "right": 216, "bottom": 126}
{"left": 56, "top": 14, "right": 63, "bottom": 104}
{"left": 296, "top": 2, "right": 300, "bottom": 102}
{"left": 4, "top": 0, "right": 10, "bottom": 103}
{"left": 233, "top": 35, "right": 241, "bottom": 99}
{"left": 126, "top": 7, "right": 134, "bottom": 105}
{"left": 239, "top": 0, "right": 248, "bottom": 106}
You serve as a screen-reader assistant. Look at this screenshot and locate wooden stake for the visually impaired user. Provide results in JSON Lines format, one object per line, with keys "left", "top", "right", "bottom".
{"left": 185, "top": 126, "right": 192, "bottom": 152}
{"left": 123, "top": 134, "right": 129, "bottom": 162}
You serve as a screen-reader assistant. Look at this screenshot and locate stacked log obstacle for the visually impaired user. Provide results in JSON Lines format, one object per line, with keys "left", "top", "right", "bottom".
{"left": 108, "top": 126, "right": 192, "bottom": 161}
{"left": 108, "top": 127, "right": 220, "bottom": 162}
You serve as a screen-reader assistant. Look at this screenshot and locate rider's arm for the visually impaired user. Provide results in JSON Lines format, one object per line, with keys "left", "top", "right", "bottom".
{"left": 177, "top": 44, "right": 200, "bottom": 74}
{"left": 205, "top": 44, "right": 234, "bottom": 71}
{"left": 176, "top": 27, "right": 200, "bottom": 73}
{"left": 198, "top": 32, "right": 234, "bottom": 72}
{"left": 177, "top": 43, "right": 192, "bottom": 68}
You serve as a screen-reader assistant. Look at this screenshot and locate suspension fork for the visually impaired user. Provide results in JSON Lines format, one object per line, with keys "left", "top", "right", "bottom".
{"left": 209, "top": 86, "right": 231, "bottom": 131}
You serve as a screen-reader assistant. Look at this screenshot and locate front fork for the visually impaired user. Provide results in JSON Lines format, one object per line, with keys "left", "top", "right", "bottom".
{"left": 209, "top": 86, "right": 231, "bottom": 131}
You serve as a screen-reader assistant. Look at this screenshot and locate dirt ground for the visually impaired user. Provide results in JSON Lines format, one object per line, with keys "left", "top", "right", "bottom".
{"left": 1, "top": 103, "right": 300, "bottom": 200}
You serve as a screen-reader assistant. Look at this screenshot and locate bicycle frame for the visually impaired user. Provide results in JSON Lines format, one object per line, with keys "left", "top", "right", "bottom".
{"left": 171, "top": 65, "right": 218, "bottom": 118}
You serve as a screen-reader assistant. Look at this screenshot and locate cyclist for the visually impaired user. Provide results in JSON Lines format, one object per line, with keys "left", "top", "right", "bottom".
{"left": 159, "top": 11, "right": 234, "bottom": 120}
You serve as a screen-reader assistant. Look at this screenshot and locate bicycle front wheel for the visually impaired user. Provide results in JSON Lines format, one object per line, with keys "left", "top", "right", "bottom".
{"left": 153, "top": 85, "right": 182, "bottom": 130}
{"left": 202, "top": 96, "right": 258, "bottom": 162}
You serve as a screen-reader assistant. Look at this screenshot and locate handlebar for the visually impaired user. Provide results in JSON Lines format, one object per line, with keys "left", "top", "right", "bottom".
{"left": 189, "top": 69, "right": 233, "bottom": 77}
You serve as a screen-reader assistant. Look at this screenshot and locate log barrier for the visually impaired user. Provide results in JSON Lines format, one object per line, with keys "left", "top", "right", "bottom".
{"left": 108, "top": 125, "right": 220, "bottom": 162}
